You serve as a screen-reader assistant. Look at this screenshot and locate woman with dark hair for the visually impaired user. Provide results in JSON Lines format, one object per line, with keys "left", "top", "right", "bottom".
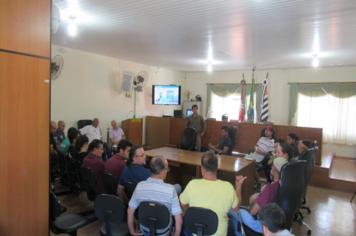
{"left": 73, "top": 135, "right": 89, "bottom": 163}
{"left": 286, "top": 133, "right": 308, "bottom": 157}
{"left": 275, "top": 142, "right": 294, "bottom": 161}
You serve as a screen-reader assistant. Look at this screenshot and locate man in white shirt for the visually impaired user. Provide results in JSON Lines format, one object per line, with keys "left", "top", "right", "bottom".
{"left": 80, "top": 118, "right": 112, "bottom": 161}
{"left": 109, "top": 120, "right": 126, "bottom": 152}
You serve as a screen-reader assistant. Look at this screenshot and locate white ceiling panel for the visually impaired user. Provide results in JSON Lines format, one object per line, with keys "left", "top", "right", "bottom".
{"left": 52, "top": 0, "right": 356, "bottom": 72}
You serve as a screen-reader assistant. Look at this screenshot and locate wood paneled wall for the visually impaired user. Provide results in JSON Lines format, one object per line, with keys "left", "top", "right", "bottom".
{"left": 0, "top": 0, "right": 51, "bottom": 235}
{"left": 145, "top": 116, "right": 170, "bottom": 147}
{"left": 149, "top": 117, "right": 323, "bottom": 165}
{"left": 121, "top": 119, "right": 143, "bottom": 145}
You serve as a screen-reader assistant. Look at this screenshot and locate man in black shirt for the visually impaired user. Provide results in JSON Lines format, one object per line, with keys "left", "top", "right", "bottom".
{"left": 208, "top": 125, "right": 231, "bottom": 154}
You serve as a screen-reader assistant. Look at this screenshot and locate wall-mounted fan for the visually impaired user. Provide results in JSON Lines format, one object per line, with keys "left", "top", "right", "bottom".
{"left": 51, "top": 55, "right": 64, "bottom": 80}
{"left": 133, "top": 70, "right": 149, "bottom": 118}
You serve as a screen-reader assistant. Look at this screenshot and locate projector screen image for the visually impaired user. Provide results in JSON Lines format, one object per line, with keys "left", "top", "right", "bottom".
{"left": 152, "top": 85, "right": 181, "bottom": 105}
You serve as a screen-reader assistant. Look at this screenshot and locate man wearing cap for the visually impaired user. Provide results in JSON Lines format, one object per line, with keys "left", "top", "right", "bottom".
{"left": 245, "top": 125, "right": 275, "bottom": 190}
{"left": 228, "top": 157, "right": 288, "bottom": 236}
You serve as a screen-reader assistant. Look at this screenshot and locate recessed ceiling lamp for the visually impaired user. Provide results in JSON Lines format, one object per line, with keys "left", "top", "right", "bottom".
{"left": 312, "top": 55, "right": 319, "bottom": 67}
{"left": 68, "top": 16, "right": 77, "bottom": 36}
{"left": 207, "top": 62, "right": 212, "bottom": 72}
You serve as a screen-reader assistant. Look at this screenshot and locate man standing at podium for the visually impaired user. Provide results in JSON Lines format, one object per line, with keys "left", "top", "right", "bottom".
{"left": 186, "top": 104, "right": 207, "bottom": 152}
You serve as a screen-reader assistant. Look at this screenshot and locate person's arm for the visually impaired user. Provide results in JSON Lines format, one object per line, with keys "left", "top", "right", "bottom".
{"left": 201, "top": 117, "right": 207, "bottom": 137}
{"left": 256, "top": 149, "right": 268, "bottom": 156}
{"left": 179, "top": 200, "right": 188, "bottom": 208}
{"left": 249, "top": 202, "right": 261, "bottom": 216}
{"left": 208, "top": 144, "right": 226, "bottom": 153}
{"left": 185, "top": 117, "right": 190, "bottom": 128}
{"left": 50, "top": 144, "right": 58, "bottom": 155}
{"left": 231, "top": 175, "right": 247, "bottom": 212}
{"left": 122, "top": 134, "right": 126, "bottom": 140}
{"left": 174, "top": 214, "right": 183, "bottom": 236}
{"left": 117, "top": 185, "right": 129, "bottom": 204}
{"left": 298, "top": 143, "right": 308, "bottom": 154}
{"left": 127, "top": 207, "right": 143, "bottom": 235}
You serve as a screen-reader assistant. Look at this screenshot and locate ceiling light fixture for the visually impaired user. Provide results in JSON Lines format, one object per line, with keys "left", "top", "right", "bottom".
{"left": 68, "top": 16, "right": 77, "bottom": 36}
{"left": 312, "top": 55, "right": 319, "bottom": 67}
{"left": 207, "top": 63, "right": 212, "bottom": 72}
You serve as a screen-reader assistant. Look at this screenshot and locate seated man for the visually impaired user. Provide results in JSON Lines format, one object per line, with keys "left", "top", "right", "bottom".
{"left": 54, "top": 120, "right": 66, "bottom": 150}
{"left": 83, "top": 139, "right": 106, "bottom": 194}
{"left": 105, "top": 139, "right": 132, "bottom": 179}
{"left": 60, "top": 127, "right": 79, "bottom": 154}
{"left": 228, "top": 157, "right": 288, "bottom": 236}
{"left": 117, "top": 145, "right": 151, "bottom": 204}
{"left": 245, "top": 125, "right": 275, "bottom": 190}
{"left": 202, "top": 125, "right": 231, "bottom": 154}
{"left": 109, "top": 120, "right": 126, "bottom": 152}
{"left": 180, "top": 151, "right": 247, "bottom": 236}
{"left": 257, "top": 203, "right": 295, "bottom": 236}
{"left": 79, "top": 118, "right": 112, "bottom": 160}
{"left": 50, "top": 121, "right": 58, "bottom": 157}
{"left": 127, "top": 156, "right": 183, "bottom": 236}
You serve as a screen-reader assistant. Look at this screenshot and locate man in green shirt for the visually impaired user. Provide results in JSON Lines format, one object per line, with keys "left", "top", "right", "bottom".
{"left": 185, "top": 104, "right": 207, "bottom": 152}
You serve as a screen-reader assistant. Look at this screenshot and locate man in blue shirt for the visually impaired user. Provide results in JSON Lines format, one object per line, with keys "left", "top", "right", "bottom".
{"left": 117, "top": 145, "right": 151, "bottom": 204}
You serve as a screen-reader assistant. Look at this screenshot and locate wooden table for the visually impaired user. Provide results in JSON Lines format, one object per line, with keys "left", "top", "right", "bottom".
{"left": 144, "top": 147, "right": 255, "bottom": 206}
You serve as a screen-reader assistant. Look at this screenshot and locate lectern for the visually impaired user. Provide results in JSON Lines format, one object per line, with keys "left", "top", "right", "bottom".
{"left": 121, "top": 118, "right": 143, "bottom": 145}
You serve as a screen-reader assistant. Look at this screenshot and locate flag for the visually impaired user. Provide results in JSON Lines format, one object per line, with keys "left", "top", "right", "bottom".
{"left": 247, "top": 78, "right": 255, "bottom": 121}
{"left": 239, "top": 76, "right": 246, "bottom": 121}
{"left": 261, "top": 74, "right": 269, "bottom": 122}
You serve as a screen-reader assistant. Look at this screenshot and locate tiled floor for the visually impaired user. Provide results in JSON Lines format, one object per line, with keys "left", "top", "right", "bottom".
{"left": 51, "top": 185, "right": 356, "bottom": 236}
{"left": 330, "top": 157, "right": 356, "bottom": 183}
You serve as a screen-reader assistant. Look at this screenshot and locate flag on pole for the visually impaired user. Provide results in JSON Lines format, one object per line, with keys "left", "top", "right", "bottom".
{"left": 239, "top": 74, "right": 246, "bottom": 122}
{"left": 247, "top": 67, "right": 256, "bottom": 121}
{"left": 260, "top": 73, "right": 269, "bottom": 122}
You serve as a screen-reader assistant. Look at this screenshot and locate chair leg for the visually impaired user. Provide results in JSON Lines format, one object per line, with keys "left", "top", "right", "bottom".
{"left": 301, "top": 205, "right": 311, "bottom": 214}
{"left": 302, "top": 221, "right": 312, "bottom": 235}
{"left": 350, "top": 190, "right": 356, "bottom": 203}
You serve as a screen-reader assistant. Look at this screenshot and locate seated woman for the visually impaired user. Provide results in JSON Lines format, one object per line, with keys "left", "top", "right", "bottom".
{"left": 286, "top": 133, "right": 308, "bottom": 158}
{"left": 73, "top": 135, "right": 89, "bottom": 163}
{"left": 250, "top": 142, "right": 294, "bottom": 205}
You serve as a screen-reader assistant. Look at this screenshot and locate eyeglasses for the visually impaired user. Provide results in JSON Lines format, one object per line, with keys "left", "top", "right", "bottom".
{"left": 165, "top": 167, "right": 170, "bottom": 172}
{"left": 135, "top": 153, "right": 146, "bottom": 158}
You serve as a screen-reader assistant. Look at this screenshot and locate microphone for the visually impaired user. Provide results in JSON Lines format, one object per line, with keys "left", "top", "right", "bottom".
{"left": 126, "top": 110, "right": 132, "bottom": 119}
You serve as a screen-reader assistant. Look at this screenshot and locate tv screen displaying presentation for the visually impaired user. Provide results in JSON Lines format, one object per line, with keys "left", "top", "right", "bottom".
{"left": 187, "top": 109, "right": 193, "bottom": 117}
{"left": 152, "top": 85, "right": 181, "bottom": 105}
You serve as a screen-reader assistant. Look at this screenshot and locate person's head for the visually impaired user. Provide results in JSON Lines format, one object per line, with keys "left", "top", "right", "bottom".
{"left": 117, "top": 139, "right": 132, "bottom": 160}
{"left": 265, "top": 125, "right": 273, "bottom": 138}
{"left": 128, "top": 145, "right": 146, "bottom": 165}
{"left": 57, "top": 120, "right": 66, "bottom": 132}
{"left": 67, "top": 127, "right": 79, "bottom": 137}
{"left": 88, "top": 139, "right": 104, "bottom": 157}
{"left": 221, "top": 125, "right": 229, "bottom": 138}
{"left": 75, "top": 135, "right": 89, "bottom": 153}
{"left": 275, "top": 142, "right": 293, "bottom": 161}
{"left": 272, "top": 157, "right": 288, "bottom": 180}
{"left": 111, "top": 120, "right": 118, "bottom": 129}
{"left": 192, "top": 104, "right": 198, "bottom": 115}
{"left": 68, "top": 132, "right": 79, "bottom": 145}
{"left": 50, "top": 121, "right": 57, "bottom": 134}
{"left": 274, "top": 139, "right": 285, "bottom": 154}
{"left": 201, "top": 151, "right": 218, "bottom": 177}
{"left": 286, "top": 133, "right": 299, "bottom": 145}
{"left": 92, "top": 118, "right": 99, "bottom": 128}
{"left": 149, "top": 155, "right": 169, "bottom": 180}
{"left": 257, "top": 203, "right": 287, "bottom": 236}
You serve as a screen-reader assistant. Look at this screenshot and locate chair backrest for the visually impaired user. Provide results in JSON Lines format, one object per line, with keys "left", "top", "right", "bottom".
{"left": 308, "top": 141, "right": 317, "bottom": 148}
{"left": 78, "top": 119, "right": 92, "bottom": 130}
{"left": 94, "top": 194, "right": 125, "bottom": 236}
{"left": 227, "top": 126, "right": 238, "bottom": 155}
{"left": 180, "top": 127, "right": 197, "bottom": 151}
{"left": 298, "top": 148, "right": 317, "bottom": 195}
{"left": 103, "top": 173, "right": 119, "bottom": 196}
{"left": 138, "top": 201, "right": 170, "bottom": 235}
{"left": 184, "top": 207, "right": 218, "bottom": 235}
{"left": 260, "top": 128, "right": 275, "bottom": 140}
{"left": 272, "top": 160, "right": 306, "bottom": 230}
{"left": 80, "top": 166, "right": 97, "bottom": 189}
{"left": 50, "top": 192, "right": 63, "bottom": 218}
{"left": 124, "top": 182, "right": 137, "bottom": 200}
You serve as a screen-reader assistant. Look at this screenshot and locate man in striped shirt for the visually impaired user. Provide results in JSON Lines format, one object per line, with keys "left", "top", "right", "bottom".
{"left": 127, "top": 156, "right": 182, "bottom": 236}
{"left": 244, "top": 125, "right": 275, "bottom": 191}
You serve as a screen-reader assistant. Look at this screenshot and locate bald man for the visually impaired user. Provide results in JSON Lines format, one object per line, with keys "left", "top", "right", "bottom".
{"left": 50, "top": 121, "right": 58, "bottom": 155}
{"left": 109, "top": 120, "right": 125, "bottom": 153}
{"left": 54, "top": 120, "right": 66, "bottom": 150}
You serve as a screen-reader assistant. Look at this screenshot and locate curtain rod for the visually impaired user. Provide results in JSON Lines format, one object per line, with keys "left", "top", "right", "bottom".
{"left": 287, "top": 82, "right": 356, "bottom": 84}
{"left": 206, "top": 83, "right": 261, "bottom": 85}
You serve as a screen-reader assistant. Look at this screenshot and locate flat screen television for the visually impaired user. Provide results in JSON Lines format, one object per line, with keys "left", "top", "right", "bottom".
{"left": 152, "top": 85, "right": 181, "bottom": 105}
{"left": 186, "top": 109, "right": 193, "bottom": 117}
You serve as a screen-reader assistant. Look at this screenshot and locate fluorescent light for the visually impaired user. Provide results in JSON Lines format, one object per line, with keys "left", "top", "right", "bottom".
{"left": 68, "top": 17, "right": 77, "bottom": 36}
{"left": 312, "top": 57, "right": 319, "bottom": 67}
{"left": 207, "top": 63, "right": 212, "bottom": 72}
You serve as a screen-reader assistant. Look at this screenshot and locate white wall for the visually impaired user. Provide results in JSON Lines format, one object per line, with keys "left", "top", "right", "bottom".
{"left": 185, "top": 68, "right": 356, "bottom": 158}
{"left": 51, "top": 45, "right": 185, "bottom": 143}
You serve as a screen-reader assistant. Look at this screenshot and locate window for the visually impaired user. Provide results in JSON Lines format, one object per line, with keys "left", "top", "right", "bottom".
{"left": 210, "top": 91, "right": 257, "bottom": 122}
{"left": 297, "top": 93, "right": 356, "bottom": 145}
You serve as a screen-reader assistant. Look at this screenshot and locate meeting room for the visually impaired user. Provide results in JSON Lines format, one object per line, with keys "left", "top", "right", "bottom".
{"left": 1, "top": 1, "right": 356, "bottom": 236}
